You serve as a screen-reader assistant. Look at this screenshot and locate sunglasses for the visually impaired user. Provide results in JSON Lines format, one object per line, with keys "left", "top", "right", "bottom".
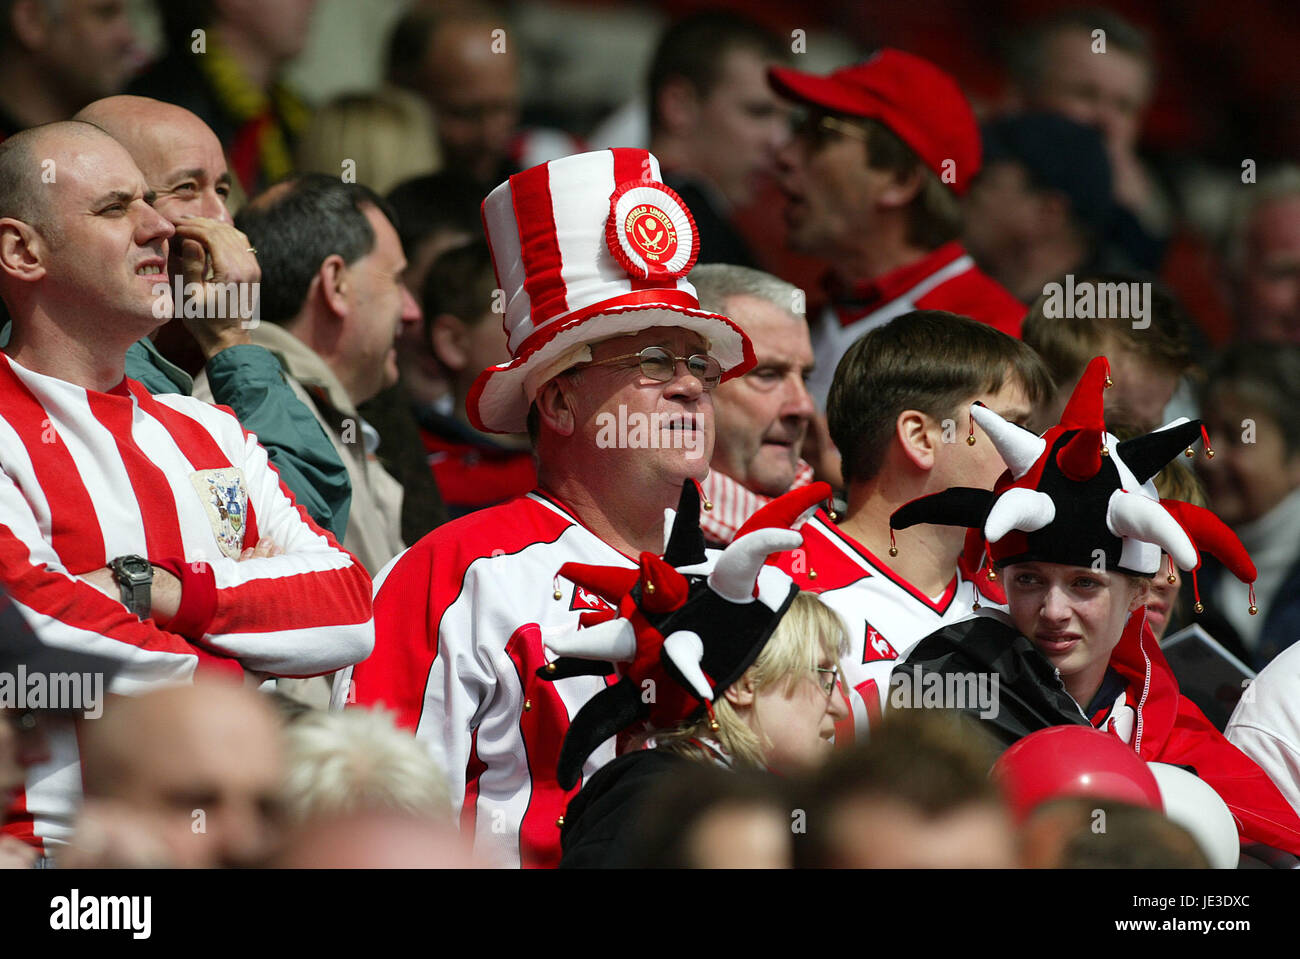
{"left": 578, "top": 345, "right": 723, "bottom": 390}
{"left": 790, "top": 111, "right": 871, "bottom": 151}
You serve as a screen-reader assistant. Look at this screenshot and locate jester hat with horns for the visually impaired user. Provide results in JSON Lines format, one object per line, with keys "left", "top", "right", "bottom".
{"left": 891, "top": 356, "right": 1257, "bottom": 610}
{"left": 539, "top": 478, "right": 832, "bottom": 789}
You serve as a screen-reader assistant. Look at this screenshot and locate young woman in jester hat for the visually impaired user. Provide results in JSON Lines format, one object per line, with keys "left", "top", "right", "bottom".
{"left": 538, "top": 480, "right": 848, "bottom": 867}
{"left": 889, "top": 356, "right": 1300, "bottom": 856}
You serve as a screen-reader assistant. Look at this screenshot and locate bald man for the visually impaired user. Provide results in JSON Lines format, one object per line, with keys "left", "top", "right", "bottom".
{"left": 388, "top": 6, "right": 578, "bottom": 188}
{"left": 69, "top": 684, "right": 285, "bottom": 868}
{"left": 68, "top": 95, "right": 351, "bottom": 538}
{"left": 0, "top": 121, "right": 372, "bottom": 855}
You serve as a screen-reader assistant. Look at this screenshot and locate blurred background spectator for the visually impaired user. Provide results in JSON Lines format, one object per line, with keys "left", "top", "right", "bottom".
{"left": 965, "top": 113, "right": 1119, "bottom": 303}
{"left": 1021, "top": 272, "right": 1196, "bottom": 429}
{"left": 798, "top": 710, "right": 1016, "bottom": 868}
{"left": 129, "top": 0, "right": 319, "bottom": 195}
{"left": 279, "top": 707, "right": 451, "bottom": 826}
{"left": 645, "top": 12, "right": 791, "bottom": 268}
{"left": 387, "top": 1, "right": 579, "bottom": 192}
{"left": 420, "top": 240, "right": 536, "bottom": 519}
{"left": 71, "top": 684, "right": 285, "bottom": 868}
{"left": 0, "top": 0, "right": 141, "bottom": 139}
{"left": 296, "top": 86, "right": 441, "bottom": 194}
{"left": 1197, "top": 344, "right": 1300, "bottom": 669}
{"left": 1224, "top": 166, "right": 1300, "bottom": 345}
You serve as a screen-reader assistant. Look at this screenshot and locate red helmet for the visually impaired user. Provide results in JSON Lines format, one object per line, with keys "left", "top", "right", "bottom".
{"left": 992, "top": 726, "right": 1164, "bottom": 820}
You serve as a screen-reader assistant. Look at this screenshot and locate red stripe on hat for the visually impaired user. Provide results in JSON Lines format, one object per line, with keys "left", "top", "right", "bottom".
{"left": 611, "top": 147, "right": 660, "bottom": 293}
{"left": 510, "top": 162, "right": 568, "bottom": 328}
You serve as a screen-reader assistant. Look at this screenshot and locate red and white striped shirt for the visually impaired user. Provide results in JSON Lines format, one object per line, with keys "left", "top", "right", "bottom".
{"left": 349, "top": 490, "right": 631, "bottom": 868}
{"left": 698, "top": 461, "right": 815, "bottom": 545}
{"left": 0, "top": 354, "right": 374, "bottom": 852}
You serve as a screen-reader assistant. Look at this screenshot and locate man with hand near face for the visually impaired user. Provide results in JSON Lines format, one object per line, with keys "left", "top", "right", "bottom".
{"left": 69, "top": 95, "right": 352, "bottom": 539}
{"left": 199, "top": 174, "right": 421, "bottom": 578}
{"left": 0, "top": 121, "right": 372, "bottom": 856}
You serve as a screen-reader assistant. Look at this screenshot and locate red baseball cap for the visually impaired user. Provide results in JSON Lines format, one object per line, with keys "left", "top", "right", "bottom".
{"left": 768, "top": 49, "right": 981, "bottom": 196}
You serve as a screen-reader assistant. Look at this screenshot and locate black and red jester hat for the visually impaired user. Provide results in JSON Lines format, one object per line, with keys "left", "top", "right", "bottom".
{"left": 890, "top": 357, "right": 1256, "bottom": 605}
{"left": 538, "top": 478, "right": 831, "bottom": 790}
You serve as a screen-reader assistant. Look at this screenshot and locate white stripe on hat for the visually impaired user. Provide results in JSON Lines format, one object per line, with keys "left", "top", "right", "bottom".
{"left": 482, "top": 177, "right": 532, "bottom": 353}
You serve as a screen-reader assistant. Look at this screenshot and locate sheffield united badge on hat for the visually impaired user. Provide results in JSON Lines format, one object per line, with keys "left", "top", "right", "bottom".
{"left": 606, "top": 180, "right": 699, "bottom": 279}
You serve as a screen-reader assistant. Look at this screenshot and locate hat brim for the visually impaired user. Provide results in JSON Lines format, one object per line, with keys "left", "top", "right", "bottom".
{"left": 768, "top": 65, "right": 880, "bottom": 118}
{"left": 467, "top": 301, "right": 755, "bottom": 434}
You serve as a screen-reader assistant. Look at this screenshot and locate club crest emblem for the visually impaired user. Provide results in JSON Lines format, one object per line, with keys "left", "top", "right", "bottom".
{"left": 190, "top": 468, "right": 249, "bottom": 560}
{"left": 606, "top": 179, "right": 699, "bottom": 279}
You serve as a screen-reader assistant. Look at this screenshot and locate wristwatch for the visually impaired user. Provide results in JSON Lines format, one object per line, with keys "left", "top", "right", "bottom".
{"left": 108, "top": 555, "right": 153, "bottom": 620}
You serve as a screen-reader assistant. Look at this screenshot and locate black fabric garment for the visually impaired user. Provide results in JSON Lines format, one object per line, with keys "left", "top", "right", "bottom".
{"left": 0, "top": 103, "right": 25, "bottom": 142}
{"left": 1083, "top": 666, "right": 1128, "bottom": 720}
{"left": 559, "top": 749, "right": 688, "bottom": 868}
{"left": 357, "top": 382, "right": 448, "bottom": 542}
{"left": 662, "top": 174, "right": 759, "bottom": 269}
{"left": 892, "top": 610, "right": 1090, "bottom": 749}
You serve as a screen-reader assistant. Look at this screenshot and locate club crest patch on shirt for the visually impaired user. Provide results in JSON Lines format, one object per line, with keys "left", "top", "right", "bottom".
{"left": 862, "top": 622, "right": 899, "bottom": 664}
{"left": 190, "top": 468, "right": 249, "bottom": 560}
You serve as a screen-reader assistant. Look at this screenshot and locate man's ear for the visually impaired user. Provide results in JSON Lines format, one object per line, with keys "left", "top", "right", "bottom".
{"left": 535, "top": 376, "right": 577, "bottom": 437}
{"left": 429, "top": 313, "right": 469, "bottom": 372}
{"left": 877, "top": 164, "right": 925, "bottom": 210}
{"left": 0, "top": 219, "right": 46, "bottom": 284}
{"left": 318, "top": 254, "right": 349, "bottom": 319}
{"left": 722, "top": 670, "right": 756, "bottom": 708}
{"left": 895, "top": 409, "right": 938, "bottom": 471}
{"left": 655, "top": 75, "right": 700, "bottom": 137}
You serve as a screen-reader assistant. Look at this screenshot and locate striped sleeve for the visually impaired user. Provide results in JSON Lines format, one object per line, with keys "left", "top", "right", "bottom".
{"left": 0, "top": 466, "right": 201, "bottom": 691}
{"left": 148, "top": 393, "right": 375, "bottom": 677}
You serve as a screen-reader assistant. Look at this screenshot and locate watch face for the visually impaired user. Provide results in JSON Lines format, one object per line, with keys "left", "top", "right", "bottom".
{"left": 115, "top": 556, "right": 152, "bottom": 580}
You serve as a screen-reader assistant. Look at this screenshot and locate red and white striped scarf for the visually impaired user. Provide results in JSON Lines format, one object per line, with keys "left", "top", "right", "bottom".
{"left": 699, "top": 461, "right": 816, "bottom": 545}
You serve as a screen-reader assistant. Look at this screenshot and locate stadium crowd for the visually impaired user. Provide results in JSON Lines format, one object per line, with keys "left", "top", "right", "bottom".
{"left": 2, "top": 0, "right": 1300, "bottom": 871}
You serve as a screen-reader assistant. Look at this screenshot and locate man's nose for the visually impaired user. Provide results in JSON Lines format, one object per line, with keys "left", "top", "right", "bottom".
{"left": 400, "top": 284, "right": 422, "bottom": 327}
{"left": 138, "top": 202, "right": 175, "bottom": 245}
{"left": 781, "top": 373, "right": 816, "bottom": 422}
{"left": 205, "top": 191, "right": 235, "bottom": 226}
{"left": 665, "top": 359, "right": 707, "bottom": 400}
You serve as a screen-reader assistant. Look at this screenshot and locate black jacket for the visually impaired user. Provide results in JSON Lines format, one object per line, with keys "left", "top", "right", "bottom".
{"left": 560, "top": 749, "right": 689, "bottom": 868}
{"left": 892, "top": 610, "right": 1091, "bottom": 747}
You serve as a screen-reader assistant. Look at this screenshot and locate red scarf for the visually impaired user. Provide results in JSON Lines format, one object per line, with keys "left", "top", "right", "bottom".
{"left": 1106, "top": 607, "right": 1300, "bottom": 854}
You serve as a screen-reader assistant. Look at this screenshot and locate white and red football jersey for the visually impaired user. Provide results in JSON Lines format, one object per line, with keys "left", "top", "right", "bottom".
{"left": 350, "top": 490, "right": 634, "bottom": 869}
{"left": 0, "top": 355, "right": 374, "bottom": 852}
{"left": 774, "top": 510, "right": 1004, "bottom": 743}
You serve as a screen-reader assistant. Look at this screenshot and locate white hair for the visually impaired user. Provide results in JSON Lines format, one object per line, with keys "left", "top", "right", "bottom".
{"left": 690, "top": 263, "right": 805, "bottom": 320}
{"left": 281, "top": 708, "right": 451, "bottom": 826}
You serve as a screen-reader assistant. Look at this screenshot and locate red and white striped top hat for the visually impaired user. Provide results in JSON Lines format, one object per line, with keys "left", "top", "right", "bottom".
{"left": 468, "top": 148, "right": 755, "bottom": 434}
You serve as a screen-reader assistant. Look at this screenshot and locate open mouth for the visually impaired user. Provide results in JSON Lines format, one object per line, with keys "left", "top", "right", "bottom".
{"left": 135, "top": 261, "right": 165, "bottom": 276}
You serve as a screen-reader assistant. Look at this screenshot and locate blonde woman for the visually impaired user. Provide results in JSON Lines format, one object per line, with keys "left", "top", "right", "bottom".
{"left": 296, "top": 86, "right": 441, "bottom": 195}
{"left": 560, "top": 591, "right": 848, "bottom": 867}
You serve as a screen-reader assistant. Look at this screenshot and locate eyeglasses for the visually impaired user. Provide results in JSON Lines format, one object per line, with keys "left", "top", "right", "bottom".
{"left": 812, "top": 664, "right": 841, "bottom": 697}
{"left": 579, "top": 345, "right": 723, "bottom": 390}
{"left": 790, "top": 111, "right": 871, "bottom": 151}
